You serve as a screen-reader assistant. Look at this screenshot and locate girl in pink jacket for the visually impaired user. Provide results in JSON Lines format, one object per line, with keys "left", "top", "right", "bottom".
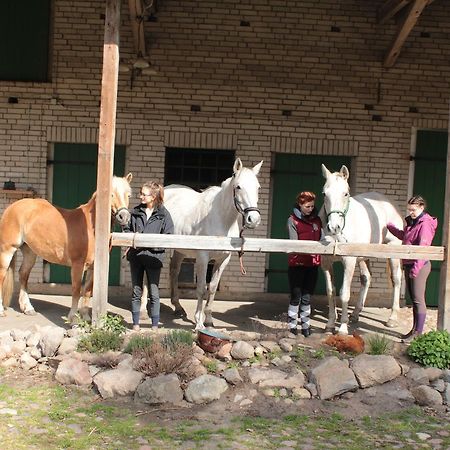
{"left": 387, "top": 195, "right": 438, "bottom": 343}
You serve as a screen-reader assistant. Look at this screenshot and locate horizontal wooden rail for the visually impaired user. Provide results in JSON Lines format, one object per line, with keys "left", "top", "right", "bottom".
{"left": 111, "top": 233, "right": 445, "bottom": 261}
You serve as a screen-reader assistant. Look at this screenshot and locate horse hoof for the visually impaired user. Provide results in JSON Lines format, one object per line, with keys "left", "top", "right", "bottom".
{"left": 349, "top": 315, "right": 359, "bottom": 324}
{"left": 385, "top": 320, "right": 398, "bottom": 328}
{"left": 24, "top": 309, "right": 37, "bottom": 316}
{"left": 0, "top": 311, "right": 6, "bottom": 317}
{"left": 204, "top": 321, "right": 214, "bottom": 328}
{"left": 324, "top": 326, "right": 335, "bottom": 334}
{"left": 174, "top": 309, "right": 187, "bottom": 319}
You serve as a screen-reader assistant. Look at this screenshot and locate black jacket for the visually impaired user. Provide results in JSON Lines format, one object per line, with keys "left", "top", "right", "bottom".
{"left": 123, "top": 203, "right": 174, "bottom": 262}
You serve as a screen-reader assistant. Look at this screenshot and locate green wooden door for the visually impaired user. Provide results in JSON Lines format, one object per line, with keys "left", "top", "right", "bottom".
{"left": 268, "top": 154, "right": 351, "bottom": 293}
{"left": 50, "top": 143, "right": 126, "bottom": 286}
{"left": 412, "top": 130, "right": 447, "bottom": 306}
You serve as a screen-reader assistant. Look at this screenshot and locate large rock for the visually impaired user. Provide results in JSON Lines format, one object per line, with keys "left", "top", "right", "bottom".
{"left": 411, "top": 385, "right": 443, "bottom": 407}
{"left": 134, "top": 373, "right": 183, "bottom": 405}
{"left": 55, "top": 358, "right": 93, "bottom": 386}
{"left": 309, "top": 356, "right": 358, "bottom": 400}
{"left": 351, "top": 355, "right": 402, "bottom": 388}
{"left": 39, "top": 326, "right": 65, "bottom": 357}
{"left": 184, "top": 374, "right": 228, "bottom": 404}
{"left": 93, "top": 368, "right": 144, "bottom": 399}
{"left": 230, "top": 341, "right": 255, "bottom": 359}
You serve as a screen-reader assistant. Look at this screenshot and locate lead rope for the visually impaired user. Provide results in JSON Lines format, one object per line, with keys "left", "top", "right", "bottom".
{"left": 238, "top": 224, "right": 247, "bottom": 275}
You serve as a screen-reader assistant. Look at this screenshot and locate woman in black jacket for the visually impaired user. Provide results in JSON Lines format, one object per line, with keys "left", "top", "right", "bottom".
{"left": 123, "top": 181, "right": 174, "bottom": 331}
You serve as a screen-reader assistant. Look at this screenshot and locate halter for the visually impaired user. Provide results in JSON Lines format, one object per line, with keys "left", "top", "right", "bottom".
{"left": 232, "top": 179, "right": 260, "bottom": 275}
{"left": 324, "top": 197, "right": 350, "bottom": 232}
{"left": 113, "top": 206, "right": 129, "bottom": 218}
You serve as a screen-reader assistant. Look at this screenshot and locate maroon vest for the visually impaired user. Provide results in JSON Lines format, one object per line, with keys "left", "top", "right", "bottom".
{"left": 288, "top": 214, "right": 322, "bottom": 267}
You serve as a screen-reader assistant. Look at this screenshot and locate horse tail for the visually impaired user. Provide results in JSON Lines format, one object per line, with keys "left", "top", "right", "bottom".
{"left": 3, "top": 253, "right": 16, "bottom": 308}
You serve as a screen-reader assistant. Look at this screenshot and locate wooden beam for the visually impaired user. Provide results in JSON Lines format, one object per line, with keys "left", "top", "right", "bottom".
{"left": 438, "top": 108, "right": 450, "bottom": 331}
{"left": 378, "top": 0, "right": 412, "bottom": 25}
{"left": 111, "top": 233, "right": 445, "bottom": 261}
{"left": 383, "top": 0, "right": 429, "bottom": 68}
{"left": 128, "top": 0, "right": 146, "bottom": 57}
{"left": 92, "top": 0, "right": 120, "bottom": 325}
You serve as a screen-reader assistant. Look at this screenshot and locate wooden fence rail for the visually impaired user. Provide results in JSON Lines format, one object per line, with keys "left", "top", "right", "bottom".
{"left": 111, "top": 233, "right": 445, "bottom": 261}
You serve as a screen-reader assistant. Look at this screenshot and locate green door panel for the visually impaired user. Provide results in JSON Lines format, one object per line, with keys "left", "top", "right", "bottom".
{"left": 412, "top": 130, "right": 447, "bottom": 307}
{"left": 50, "top": 144, "right": 126, "bottom": 286}
{"left": 268, "top": 154, "right": 351, "bottom": 293}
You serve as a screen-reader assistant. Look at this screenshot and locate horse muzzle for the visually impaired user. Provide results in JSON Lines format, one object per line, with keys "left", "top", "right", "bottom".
{"left": 114, "top": 207, "right": 131, "bottom": 226}
{"left": 243, "top": 209, "right": 261, "bottom": 229}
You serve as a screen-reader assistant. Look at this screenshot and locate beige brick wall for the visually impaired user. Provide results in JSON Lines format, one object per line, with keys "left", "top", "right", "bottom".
{"left": 0, "top": 0, "right": 448, "bottom": 303}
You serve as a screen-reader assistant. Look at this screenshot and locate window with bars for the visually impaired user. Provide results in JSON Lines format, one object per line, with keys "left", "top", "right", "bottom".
{"left": 164, "top": 147, "right": 235, "bottom": 285}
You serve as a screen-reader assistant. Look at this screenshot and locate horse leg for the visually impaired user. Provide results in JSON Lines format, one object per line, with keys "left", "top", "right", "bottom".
{"left": 350, "top": 259, "right": 371, "bottom": 323}
{"left": 17, "top": 244, "right": 37, "bottom": 315}
{"left": 204, "top": 254, "right": 231, "bottom": 328}
{"left": 68, "top": 263, "right": 84, "bottom": 324}
{"left": 194, "top": 253, "right": 209, "bottom": 330}
{"left": 170, "top": 250, "right": 187, "bottom": 318}
{"left": 338, "top": 257, "right": 357, "bottom": 335}
{"left": 0, "top": 247, "right": 17, "bottom": 316}
{"left": 322, "top": 257, "right": 336, "bottom": 333}
{"left": 79, "top": 266, "right": 93, "bottom": 321}
{"left": 386, "top": 258, "right": 402, "bottom": 328}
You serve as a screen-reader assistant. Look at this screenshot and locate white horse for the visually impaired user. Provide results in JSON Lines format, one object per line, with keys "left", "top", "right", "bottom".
{"left": 320, "top": 164, "right": 403, "bottom": 335}
{"left": 160, "top": 158, "right": 263, "bottom": 330}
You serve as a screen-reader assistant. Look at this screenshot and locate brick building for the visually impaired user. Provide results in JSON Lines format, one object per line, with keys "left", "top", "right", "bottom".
{"left": 0, "top": 0, "right": 448, "bottom": 306}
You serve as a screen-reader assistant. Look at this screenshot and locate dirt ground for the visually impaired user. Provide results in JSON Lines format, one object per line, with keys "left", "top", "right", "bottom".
{"left": 0, "top": 292, "right": 442, "bottom": 424}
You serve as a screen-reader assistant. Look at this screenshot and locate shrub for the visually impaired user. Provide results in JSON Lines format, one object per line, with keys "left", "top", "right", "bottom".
{"left": 124, "top": 334, "right": 154, "bottom": 354}
{"left": 366, "top": 334, "right": 391, "bottom": 355}
{"left": 77, "top": 329, "right": 124, "bottom": 353}
{"left": 407, "top": 330, "right": 450, "bottom": 369}
{"left": 98, "top": 313, "right": 127, "bottom": 335}
{"left": 161, "top": 329, "right": 194, "bottom": 351}
{"left": 132, "top": 341, "right": 196, "bottom": 382}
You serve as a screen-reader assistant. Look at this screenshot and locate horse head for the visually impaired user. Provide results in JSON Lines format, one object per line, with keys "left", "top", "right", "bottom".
{"left": 321, "top": 164, "right": 350, "bottom": 235}
{"left": 232, "top": 158, "right": 263, "bottom": 229}
{"left": 111, "top": 173, "right": 133, "bottom": 226}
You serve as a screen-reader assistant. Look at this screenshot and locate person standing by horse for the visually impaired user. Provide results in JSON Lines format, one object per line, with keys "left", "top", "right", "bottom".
{"left": 123, "top": 181, "right": 174, "bottom": 332}
{"left": 387, "top": 195, "right": 437, "bottom": 343}
{"left": 287, "top": 191, "right": 323, "bottom": 337}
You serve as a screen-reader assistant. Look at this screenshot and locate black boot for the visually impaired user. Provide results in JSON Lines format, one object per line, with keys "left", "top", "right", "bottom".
{"left": 289, "top": 328, "right": 298, "bottom": 336}
{"left": 301, "top": 327, "right": 311, "bottom": 338}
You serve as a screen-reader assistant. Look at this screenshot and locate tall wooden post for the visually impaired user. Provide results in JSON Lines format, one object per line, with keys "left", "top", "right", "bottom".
{"left": 437, "top": 106, "right": 450, "bottom": 331}
{"left": 92, "top": 0, "right": 120, "bottom": 325}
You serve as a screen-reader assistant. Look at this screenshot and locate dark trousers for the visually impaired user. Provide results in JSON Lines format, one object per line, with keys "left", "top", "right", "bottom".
{"left": 129, "top": 254, "right": 162, "bottom": 327}
{"left": 287, "top": 265, "right": 318, "bottom": 330}
{"left": 404, "top": 261, "right": 431, "bottom": 334}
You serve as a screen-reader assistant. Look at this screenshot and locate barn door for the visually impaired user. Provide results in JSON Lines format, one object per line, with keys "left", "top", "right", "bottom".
{"left": 268, "top": 154, "right": 351, "bottom": 293}
{"left": 412, "top": 130, "right": 447, "bottom": 306}
{"left": 49, "top": 143, "right": 126, "bottom": 285}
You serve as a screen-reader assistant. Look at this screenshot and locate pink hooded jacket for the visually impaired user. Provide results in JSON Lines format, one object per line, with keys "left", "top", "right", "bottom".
{"left": 387, "top": 212, "right": 438, "bottom": 278}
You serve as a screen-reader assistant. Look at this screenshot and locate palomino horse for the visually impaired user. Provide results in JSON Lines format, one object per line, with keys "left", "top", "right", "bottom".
{"left": 0, "top": 174, "right": 132, "bottom": 322}
{"left": 320, "top": 164, "right": 403, "bottom": 335}
{"left": 162, "top": 158, "right": 263, "bottom": 330}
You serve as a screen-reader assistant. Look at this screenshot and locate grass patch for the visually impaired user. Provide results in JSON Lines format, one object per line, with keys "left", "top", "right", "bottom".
{"left": 366, "top": 333, "right": 391, "bottom": 355}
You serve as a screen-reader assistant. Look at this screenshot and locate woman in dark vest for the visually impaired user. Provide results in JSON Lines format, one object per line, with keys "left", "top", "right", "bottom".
{"left": 123, "top": 181, "right": 174, "bottom": 331}
{"left": 287, "top": 191, "right": 323, "bottom": 337}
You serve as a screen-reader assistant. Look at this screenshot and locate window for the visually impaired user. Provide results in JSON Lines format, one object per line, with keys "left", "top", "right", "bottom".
{"left": 0, "top": 1, "right": 51, "bottom": 82}
{"left": 164, "top": 147, "right": 235, "bottom": 284}
{"left": 165, "top": 148, "right": 235, "bottom": 191}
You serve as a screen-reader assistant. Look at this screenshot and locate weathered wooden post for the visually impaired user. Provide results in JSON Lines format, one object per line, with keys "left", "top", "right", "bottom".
{"left": 92, "top": 0, "right": 120, "bottom": 325}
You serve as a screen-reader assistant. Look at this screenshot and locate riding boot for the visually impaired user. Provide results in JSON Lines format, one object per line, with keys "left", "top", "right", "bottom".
{"left": 288, "top": 304, "right": 299, "bottom": 332}
{"left": 299, "top": 303, "right": 311, "bottom": 337}
{"left": 415, "top": 313, "right": 426, "bottom": 335}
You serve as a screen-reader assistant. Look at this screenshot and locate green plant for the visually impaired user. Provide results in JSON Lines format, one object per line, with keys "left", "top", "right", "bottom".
{"left": 366, "top": 333, "right": 391, "bottom": 355}
{"left": 312, "top": 349, "right": 325, "bottom": 359}
{"left": 161, "top": 329, "right": 194, "bottom": 352}
{"left": 204, "top": 360, "right": 218, "bottom": 374}
{"left": 98, "top": 313, "right": 127, "bottom": 335}
{"left": 407, "top": 330, "right": 450, "bottom": 369}
{"left": 124, "top": 334, "right": 154, "bottom": 354}
{"left": 77, "top": 329, "right": 124, "bottom": 353}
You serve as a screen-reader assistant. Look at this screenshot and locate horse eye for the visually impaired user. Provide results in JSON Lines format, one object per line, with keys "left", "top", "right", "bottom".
{"left": 235, "top": 185, "right": 241, "bottom": 190}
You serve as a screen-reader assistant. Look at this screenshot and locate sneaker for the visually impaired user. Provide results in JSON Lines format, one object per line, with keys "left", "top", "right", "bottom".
{"left": 132, "top": 325, "right": 140, "bottom": 332}
{"left": 289, "top": 328, "right": 298, "bottom": 336}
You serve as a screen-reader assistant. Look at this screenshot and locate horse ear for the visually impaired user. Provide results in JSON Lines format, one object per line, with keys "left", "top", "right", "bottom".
{"left": 340, "top": 166, "right": 349, "bottom": 180}
{"left": 321, "top": 164, "right": 331, "bottom": 179}
{"left": 252, "top": 160, "right": 263, "bottom": 176}
{"left": 233, "top": 158, "right": 243, "bottom": 174}
{"left": 125, "top": 172, "right": 133, "bottom": 183}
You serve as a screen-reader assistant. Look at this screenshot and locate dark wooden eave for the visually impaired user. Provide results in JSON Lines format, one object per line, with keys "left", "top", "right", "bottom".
{"left": 378, "top": 0, "right": 435, "bottom": 68}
